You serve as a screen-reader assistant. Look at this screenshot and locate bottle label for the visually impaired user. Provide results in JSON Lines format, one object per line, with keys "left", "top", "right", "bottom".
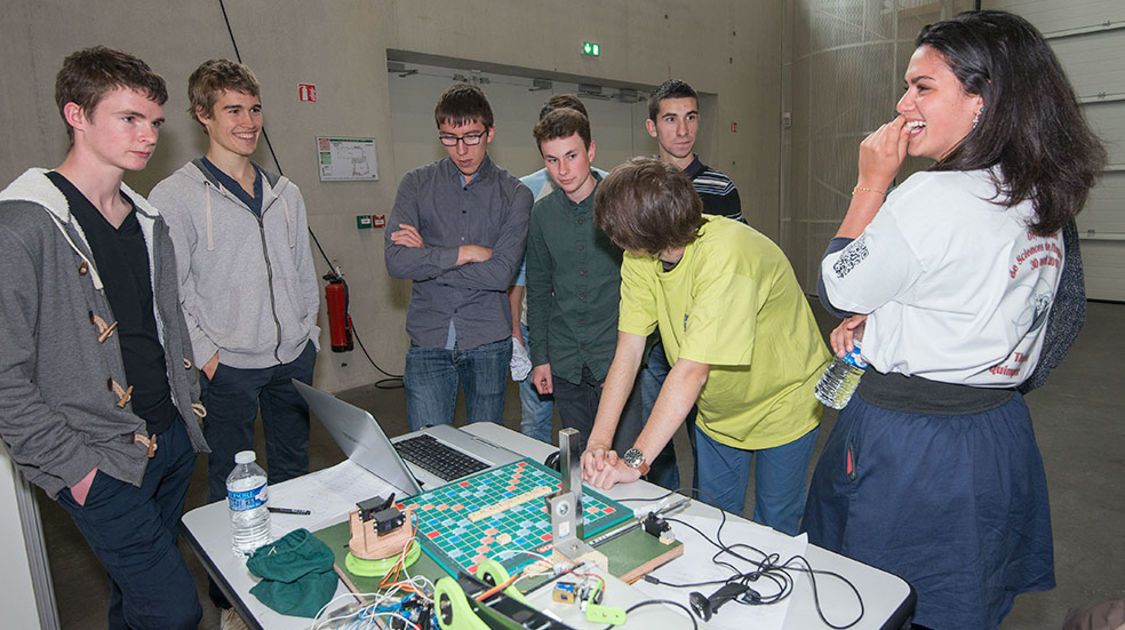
{"left": 842, "top": 342, "right": 868, "bottom": 370}
{"left": 228, "top": 482, "right": 268, "bottom": 512}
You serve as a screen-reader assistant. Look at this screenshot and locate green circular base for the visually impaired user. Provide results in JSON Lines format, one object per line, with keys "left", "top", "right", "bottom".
{"left": 345, "top": 542, "right": 421, "bottom": 577}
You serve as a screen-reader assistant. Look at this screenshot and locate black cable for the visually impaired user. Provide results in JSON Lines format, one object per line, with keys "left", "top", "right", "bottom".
{"left": 778, "top": 554, "right": 865, "bottom": 630}
{"left": 614, "top": 486, "right": 695, "bottom": 503}
{"left": 334, "top": 277, "right": 402, "bottom": 381}
{"left": 604, "top": 599, "right": 698, "bottom": 630}
{"left": 660, "top": 512, "right": 865, "bottom": 628}
{"left": 616, "top": 483, "right": 865, "bottom": 629}
{"left": 217, "top": 0, "right": 283, "bottom": 185}
{"left": 217, "top": 0, "right": 403, "bottom": 385}
{"left": 216, "top": 0, "right": 242, "bottom": 62}
{"left": 354, "top": 325, "right": 405, "bottom": 386}
{"left": 642, "top": 574, "right": 730, "bottom": 589}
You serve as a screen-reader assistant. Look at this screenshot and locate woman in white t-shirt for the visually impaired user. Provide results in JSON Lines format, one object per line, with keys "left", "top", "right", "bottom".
{"left": 802, "top": 11, "right": 1105, "bottom": 630}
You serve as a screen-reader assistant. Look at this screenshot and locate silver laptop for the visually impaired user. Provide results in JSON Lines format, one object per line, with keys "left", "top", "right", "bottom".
{"left": 293, "top": 380, "right": 521, "bottom": 496}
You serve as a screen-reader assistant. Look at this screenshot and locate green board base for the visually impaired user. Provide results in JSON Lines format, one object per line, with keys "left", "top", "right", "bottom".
{"left": 313, "top": 517, "right": 683, "bottom": 599}
{"left": 344, "top": 542, "right": 421, "bottom": 577}
{"left": 313, "top": 521, "right": 449, "bottom": 597}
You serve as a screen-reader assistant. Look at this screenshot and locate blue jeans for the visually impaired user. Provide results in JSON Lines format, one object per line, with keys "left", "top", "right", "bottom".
{"left": 695, "top": 424, "right": 819, "bottom": 535}
{"left": 640, "top": 338, "right": 694, "bottom": 491}
{"left": 517, "top": 324, "right": 554, "bottom": 443}
{"left": 200, "top": 340, "right": 316, "bottom": 503}
{"left": 404, "top": 338, "right": 511, "bottom": 431}
{"left": 58, "top": 420, "right": 202, "bottom": 630}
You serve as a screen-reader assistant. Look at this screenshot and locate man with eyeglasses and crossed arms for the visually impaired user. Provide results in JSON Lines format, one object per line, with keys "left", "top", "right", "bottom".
{"left": 385, "top": 83, "right": 532, "bottom": 430}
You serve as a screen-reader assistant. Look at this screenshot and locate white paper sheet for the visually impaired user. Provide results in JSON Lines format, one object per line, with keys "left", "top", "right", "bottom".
{"left": 267, "top": 460, "right": 393, "bottom": 536}
{"left": 633, "top": 513, "right": 809, "bottom": 630}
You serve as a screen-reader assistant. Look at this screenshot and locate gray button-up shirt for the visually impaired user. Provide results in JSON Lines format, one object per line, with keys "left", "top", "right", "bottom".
{"left": 385, "top": 155, "right": 532, "bottom": 350}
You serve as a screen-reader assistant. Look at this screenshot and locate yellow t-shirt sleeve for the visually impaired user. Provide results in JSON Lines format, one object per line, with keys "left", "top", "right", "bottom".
{"left": 618, "top": 252, "right": 658, "bottom": 337}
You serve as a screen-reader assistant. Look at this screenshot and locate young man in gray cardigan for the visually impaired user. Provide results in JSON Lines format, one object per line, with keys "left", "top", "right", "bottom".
{"left": 0, "top": 47, "right": 208, "bottom": 629}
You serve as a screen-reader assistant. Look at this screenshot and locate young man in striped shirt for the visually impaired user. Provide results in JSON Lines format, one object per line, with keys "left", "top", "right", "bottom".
{"left": 646, "top": 79, "right": 742, "bottom": 220}
{"left": 640, "top": 79, "right": 743, "bottom": 489}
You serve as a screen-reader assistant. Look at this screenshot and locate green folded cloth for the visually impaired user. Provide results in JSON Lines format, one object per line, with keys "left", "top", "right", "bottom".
{"left": 247, "top": 528, "right": 338, "bottom": 618}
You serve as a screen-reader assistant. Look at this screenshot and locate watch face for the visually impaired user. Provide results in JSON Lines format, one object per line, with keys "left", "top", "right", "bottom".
{"left": 624, "top": 447, "right": 644, "bottom": 469}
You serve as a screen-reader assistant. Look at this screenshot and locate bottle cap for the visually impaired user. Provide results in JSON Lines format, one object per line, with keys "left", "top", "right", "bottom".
{"left": 234, "top": 450, "right": 257, "bottom": 465}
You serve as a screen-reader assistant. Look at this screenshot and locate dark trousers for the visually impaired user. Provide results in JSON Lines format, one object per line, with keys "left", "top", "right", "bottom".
{"left": 639, "top": 338, "right": 692, "bottom": 491}
{"left": 552, "top": 364, "right": 644, "bottom": 454}
{"left": 57, "top": 420, "right": 202, "bottom": 630}
{"left": 200, "top": 341, "right": 316, "bottom": 503}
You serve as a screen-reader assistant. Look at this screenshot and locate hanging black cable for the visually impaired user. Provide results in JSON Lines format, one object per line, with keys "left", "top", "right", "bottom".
{"left": 217, "top": 0, "right": 242, "bottom": 62}
{"left": 216, "top": 0, "right": 402, "bottom": 386}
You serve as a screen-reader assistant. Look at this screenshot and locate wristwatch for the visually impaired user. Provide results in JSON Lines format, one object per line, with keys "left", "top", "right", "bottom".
{"left": 622, "top": 447, "right": 650, "bottom": 476}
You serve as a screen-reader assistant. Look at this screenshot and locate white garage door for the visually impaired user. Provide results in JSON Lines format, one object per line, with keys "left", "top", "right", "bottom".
{"left": 988, "top": 1, "right": 1125, "bottom": 301}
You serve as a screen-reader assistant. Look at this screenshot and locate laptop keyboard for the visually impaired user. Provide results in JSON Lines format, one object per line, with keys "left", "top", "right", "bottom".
{"left": 393, "top": 433, "right": 490, "bottom": 482}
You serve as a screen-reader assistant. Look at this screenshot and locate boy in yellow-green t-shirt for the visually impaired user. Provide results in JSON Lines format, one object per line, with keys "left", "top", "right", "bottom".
{"left": 580, "top": 157, "right": 829, "bottom": 534}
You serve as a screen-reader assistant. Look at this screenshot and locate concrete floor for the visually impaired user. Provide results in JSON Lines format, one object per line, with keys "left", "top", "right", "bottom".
{"left": 36, "top": 300, "right": 1123, "bottom": 629}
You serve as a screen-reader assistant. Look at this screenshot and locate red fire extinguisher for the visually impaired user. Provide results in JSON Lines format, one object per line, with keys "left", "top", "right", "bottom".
{"left": 323, "top": 272, "right": 353, "bottom": 352}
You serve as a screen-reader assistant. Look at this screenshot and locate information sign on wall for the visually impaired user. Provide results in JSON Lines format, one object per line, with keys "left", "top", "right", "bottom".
{"left": 317, "top": 136, "right": 379, "bottom": 181}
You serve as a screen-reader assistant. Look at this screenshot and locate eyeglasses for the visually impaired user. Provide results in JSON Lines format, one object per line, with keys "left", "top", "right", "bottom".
{"left": 439, "top": 132, "right": 486, "bottom": 146}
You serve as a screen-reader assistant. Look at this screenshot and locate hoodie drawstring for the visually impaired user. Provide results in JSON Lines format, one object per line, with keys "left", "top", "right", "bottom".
{"left": 205, "top": 186, "right": 215, "bottom": 252}
{"left": 279, "top": 195, "right": 295, "bottom": 248}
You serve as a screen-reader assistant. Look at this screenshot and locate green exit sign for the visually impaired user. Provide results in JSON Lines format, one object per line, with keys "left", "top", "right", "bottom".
{"left": 582, "top": 42, "right": 600, "bottom": 56}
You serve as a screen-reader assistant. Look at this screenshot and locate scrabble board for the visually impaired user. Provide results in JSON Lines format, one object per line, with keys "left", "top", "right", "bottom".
{"left": 398, "top": 458, "right": 632, "bottom": 577}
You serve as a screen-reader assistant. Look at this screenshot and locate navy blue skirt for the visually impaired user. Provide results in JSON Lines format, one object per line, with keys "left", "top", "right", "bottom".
{"left": 802, "top": 382, "right": 1054, "bottom": 629}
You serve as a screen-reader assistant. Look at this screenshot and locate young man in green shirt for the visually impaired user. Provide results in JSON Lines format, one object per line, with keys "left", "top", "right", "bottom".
{"left": 525, "top": 108, "right": 642, "bottom": 452}
{"left": 581, "top": 158, "right": 828, "bottom": 534}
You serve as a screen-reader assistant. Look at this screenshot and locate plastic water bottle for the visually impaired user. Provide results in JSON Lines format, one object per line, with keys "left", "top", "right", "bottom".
{"left": 814, "top": 341, "right": 868, "bottom": 410}
{"left": 227, "top": 450, "right": 271, "bottom": 556}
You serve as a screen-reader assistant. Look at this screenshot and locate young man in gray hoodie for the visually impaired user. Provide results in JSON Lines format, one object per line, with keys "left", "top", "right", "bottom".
{"left": 150, "top": 60, "right": 319, "bottom": 512}
{"left": 0, "top": 46, "right": 208, "bottom": 629}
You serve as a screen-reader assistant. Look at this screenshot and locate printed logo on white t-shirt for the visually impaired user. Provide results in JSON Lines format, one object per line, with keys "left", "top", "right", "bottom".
{"left": 832, "top": 234, "right": 869, "bottom": 279}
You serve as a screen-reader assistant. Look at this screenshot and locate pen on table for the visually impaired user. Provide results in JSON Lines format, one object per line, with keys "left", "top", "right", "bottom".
{"left": 268, "top": 507, "right": 311, "bottom": 515}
